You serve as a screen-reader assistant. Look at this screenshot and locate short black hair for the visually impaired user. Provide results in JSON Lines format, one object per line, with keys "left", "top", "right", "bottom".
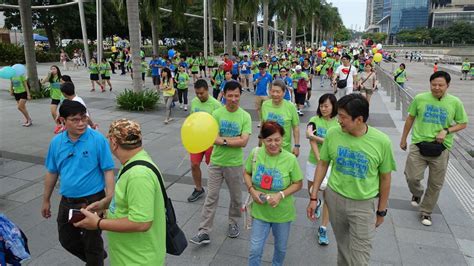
{"left": 258, "top": 62, "right": 267, "bottom": 69}
{"left": 194, "top": 79, "right": 209, "bottom": 90}
{"left": 61, "top": 75, "right": 72, "bottom": 83}
{"left": 59, "top": 99, "right": 86, "bottom": 119}
{"left": 337, "top": 94, "right": 369, "bottom": 122}
{"left": 223, "top": 80, "right": 242, "bottom": 94}
{"left": 60, "top": 82, "right": 75, "bottom": 96}
{"left": 224, "top": 53, "right": 229, "bottom": 56}
{"left": 317, "top": 93, "right": 338, "bottom": 118}
{"left": 430, "top": 71, "right": 451, "bottom": 84}
{"left": 341, "top": 54, "right": 351, "bottom": 60}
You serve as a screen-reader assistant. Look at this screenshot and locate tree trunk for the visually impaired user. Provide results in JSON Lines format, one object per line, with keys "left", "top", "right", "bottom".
{"left": 263, "top": 0, "right": 269, "bottom": 53}
{"left": 274, "top": 19, "right": 278, "bottom": 52}
{"left": 311, "top": 16, "right": 315, "bottom": 49}
{"left": 303, "top": 26, "right": 307, "bottom": 48}
{"left": 43, "top": 15, "right": 57, "bottom": 51}
{"left": 253, "top": 14, "right": 258, "bottom": 50}
{"left": 291, "top": 13, "right": 297, "bottom": 50}
{"left": 151, "top": 15, "right": 160, "bottom": 55}
{"left": 235, "top": 20, "right": 240, "bottom": 54}
{"left": 208, "top": 0, "right": 214, "bottom": 54}
{"left": 18, "top": 0, "right": 39, "bottom": 92}
{"left": 126, "top": 0, "right": 142, "bottom": 92}
{"left": 283, "top": 21, "right": 288, "bottom": 49}
{"left": 225, "top": 0, "right": 234, "bottom": 55}
{"left": 315, "top": 25, "right": 320, "bottom": 47}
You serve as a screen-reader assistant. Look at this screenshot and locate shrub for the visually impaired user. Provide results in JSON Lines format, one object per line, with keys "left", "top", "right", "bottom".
{"left": 29, "top": 83, "right": 51, "bottom": 99}
{"left": 0, "top": 43, "right": 60, "bottom": 64}
{"left": 116, "top": 89, "right": 160, "bottom": 111}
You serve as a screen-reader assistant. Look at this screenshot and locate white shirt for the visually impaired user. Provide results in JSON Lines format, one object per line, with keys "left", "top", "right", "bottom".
{"left": 335, "top": 65, "right": 358, "bottom": 89}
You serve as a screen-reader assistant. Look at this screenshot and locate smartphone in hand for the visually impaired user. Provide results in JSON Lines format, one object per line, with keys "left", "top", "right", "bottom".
{"left": 68, "top": 209, "right": 86, "bottom": 224}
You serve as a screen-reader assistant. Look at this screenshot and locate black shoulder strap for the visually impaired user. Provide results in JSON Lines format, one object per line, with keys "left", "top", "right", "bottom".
{"left": 118, "top": 160, "right": 168, "bottom": 200}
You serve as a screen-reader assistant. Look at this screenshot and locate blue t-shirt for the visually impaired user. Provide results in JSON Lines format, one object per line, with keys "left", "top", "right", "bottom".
{"left": 45, "top": 128, "right": 115, "bottom": 198}
{"left": 232, "top": 63, "right": 239, "bottom": 75}
{"left": 219, "top": 80, "right": 229, "bottom": 104}
{"left": 253, "top": 72, "right": 272, "bottom": 96}
{"left": 149, "top": 59, "right": 161, "bottom": 76}
{"left": 239, "top": 60, "right": 252, "bottom": 74}
{"left": 275, "top": 76, "right": 293, "bottom": 101}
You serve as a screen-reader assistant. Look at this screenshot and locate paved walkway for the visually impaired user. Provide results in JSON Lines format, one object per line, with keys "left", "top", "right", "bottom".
{"left": 0, "top": 62, "right": 473, "bottom": 265}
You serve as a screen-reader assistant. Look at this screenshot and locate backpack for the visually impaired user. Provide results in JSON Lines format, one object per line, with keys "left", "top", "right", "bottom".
{"left": 297, "top": 78, "right": 308, "bottom": 94}
{"left": 0, "top": 214, "right": 31, "bottom": 265}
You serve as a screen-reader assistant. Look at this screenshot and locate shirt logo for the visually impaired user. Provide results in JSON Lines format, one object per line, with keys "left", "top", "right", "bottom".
{"left": 266, "top": 112, "right": 285, "bottom": 127}
{"left": 422, "top": 104, "right": 448, "bottom": 125}
{"left": 82, "top": 151, "right": 89, "bottom": 158}
{"left": 253, "top": 164, "right": 284, "bottom": 191}
{"left": 316, "top": 127, "right": 327, "bottom": 138}
{"left": 219, "top": 120, "right": 241, "bottom": 137}
{"left": 335, "top": 146, "right": 369, "bottom": 179}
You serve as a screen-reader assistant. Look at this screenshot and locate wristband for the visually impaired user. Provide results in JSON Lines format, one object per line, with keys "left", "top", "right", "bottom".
{"left": 310, "top": 198, "right": 318, "bottom": 201}
{"left": 279, "top": 191, "right": 285, "bottom": 199}
{"left": 97, "top": 218, "right": 104, "bottom": 230}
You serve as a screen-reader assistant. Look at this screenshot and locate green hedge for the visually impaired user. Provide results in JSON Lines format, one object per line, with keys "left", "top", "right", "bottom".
{"left": 116, "top": 89, "right": 160, "bottom": 111}
{"left": 0, "top": 43, "right": 60, "bottom": 65}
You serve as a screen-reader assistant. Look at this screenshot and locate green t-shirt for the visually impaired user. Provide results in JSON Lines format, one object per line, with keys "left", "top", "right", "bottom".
{"left": 49, "top": 76, "right": 62, "bottom": 100}
{"left": 99, "top": 63, "right": 111, "bottom": 76}
{"left": 176, "top": 72, "right": 190, "bottom": 90}
{"left": 212, "top": 70, "right": 225, "bottom": 89}
{"left": 107, "top": 149, "right": 166, "bottom": 265}
{"left": 408, "top": 92, "right": 468, "bottom": 149}
{"left": 332, "top": 59, "right": 341, "bottom": 71}
{"left": 190, "top": 96, "right": 221, "bottom": 114}
{"left": 191, "top": 59, "right": 200, "bottom": 72}
{"left": 462, "top": 61, "right": 470, "bottom": 71}
{"left": 307, "top": 116, "right": 339, "bottom": 164}
{"left": 245, "top": 147, "right": 303, "bottom": 223}
{"left": 11, "top": 75, "right": 27, "bottom": 94}
{"left": 268, "top": 63, "right": 280, "bottom": 76}
{"left": 393, "top": 68, "right": 407, "bottom": 83}
{"left": 207, "top": 57, "right": 216, "bottom": 67}
{"left": 89, "top": 63, "right": 99, "bottom": 74}
{"left": 320, "top": 126, "right": 396, "bottom": 200}
{"left": 251, "top": 61, "right": 261, "bottom": 74}
{"left": 291, "top": 72, "right": 309, "bottom": 89}
{"left": 211, "top": 106, "right": 252, "bottom": 166}
{"left": 261, "top": 100, "right": 300, "bottom": 152}
{"left": 141, "top": 61, "right": 148, "bottom": 73}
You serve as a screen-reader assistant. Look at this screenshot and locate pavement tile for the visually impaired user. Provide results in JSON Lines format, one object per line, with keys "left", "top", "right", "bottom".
{"left": 398, "top": 242, "right": 466, "bottom": 265}
{"left": 24, "top": 219, "right": 60, "bottom": 259}
{"left": 0, "top": 177, "right": 30, "bottom": 196}
{"left": 0, "top": 198, "right": 23, "bottom": 213}
{"left": 210, "top": 253, "right": 271, "bottom": 266}
{"left": 0, "top": 160, "right": 35, "bottom": 176}
{"left": 394, "top": 227, "right": 459, "bottom": 250}
{"left": 6, "top": 181, "right": 45, "bottom": 203}
{"left": 10, "top": 164, "right": 46, "bottom": 181}
{"left": 27, "top": 247, "right": 84, "bottom": 266}
{"left": 457, "top": 239, "right": 474, "bottom": 258}
{"left": 390, "top": 209, "right": 451, "bottom": 234}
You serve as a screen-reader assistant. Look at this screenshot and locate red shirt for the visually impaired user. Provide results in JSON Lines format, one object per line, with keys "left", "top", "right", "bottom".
{"left": 224, "top": 59, "right": 233, "bottom": 72}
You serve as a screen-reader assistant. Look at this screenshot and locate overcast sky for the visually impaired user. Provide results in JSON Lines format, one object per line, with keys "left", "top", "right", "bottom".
{"left": 328, "top": 0, "right": 367, "bottom": 31}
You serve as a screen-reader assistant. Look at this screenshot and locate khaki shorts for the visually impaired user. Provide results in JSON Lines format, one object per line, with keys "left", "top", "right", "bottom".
{"left": 359, "top": 87, "right": 374, "bottom": 95}
{"left": 255, "top": 96, "right": 268, "bottom": 110}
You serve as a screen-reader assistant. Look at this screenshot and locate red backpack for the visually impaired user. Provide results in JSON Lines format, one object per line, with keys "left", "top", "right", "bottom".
{"left": 297, "top": 78, "right": 308, "bottom": 94}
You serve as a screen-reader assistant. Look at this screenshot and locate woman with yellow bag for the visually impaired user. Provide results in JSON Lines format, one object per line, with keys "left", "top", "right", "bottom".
{"left": 159, "top": 68, "right": 175, "bottom": 124}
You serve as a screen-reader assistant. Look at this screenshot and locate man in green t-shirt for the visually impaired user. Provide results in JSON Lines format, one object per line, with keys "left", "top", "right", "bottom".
{"left": 400, "top": 71, "right": 468, "bottom": 226}
{"left": 461, "top": 58, "right": 471, "bottom": 80}
{"left": 307, "top": 94, "right": 396, "bottom": 266}
{"left": 74, "top": 119, "right": 166, "bottom": 265}
{"left": 190, "top": 81, "right": 252, "bottom": 245}
{"left": 188, "top": 79, "right": 222, "bottom": 203}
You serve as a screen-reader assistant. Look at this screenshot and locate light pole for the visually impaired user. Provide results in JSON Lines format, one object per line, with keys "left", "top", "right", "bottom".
{"left": 204, "top": 0, "right": 208, "bottom": 61}
{"left": 78, "top": 0, "right": 90, "bottom": 66}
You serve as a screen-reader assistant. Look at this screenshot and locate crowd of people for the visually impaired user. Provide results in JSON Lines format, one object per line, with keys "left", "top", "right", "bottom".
{"left": 5, "top": 43, "right": 469, "bottom": 266}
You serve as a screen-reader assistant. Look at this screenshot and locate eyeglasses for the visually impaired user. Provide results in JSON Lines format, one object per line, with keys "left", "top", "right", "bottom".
{"left": 67, "top": 115, "right": 88, "bottom": 124}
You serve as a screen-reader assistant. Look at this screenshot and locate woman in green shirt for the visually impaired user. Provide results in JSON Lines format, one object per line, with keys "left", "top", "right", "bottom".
{"left": 100, "top": 58, "right": 113, "bottom": 92}
{"left": 10, "top": 74, "right": 32, "bottom": 127}
{"left": 244, "top": 121, "right": 303, "bottom": 266}
{"left": 175, "top": 65, "right": 190, "bottom": 111}
{"left": 159, "top": 68, "right": 175, "bottom": 124}
{"left": 305, "top": 93, "right": 339, "bottom": 246}
{"left": 41, "top": 65, "right": 63, "bottom": 129}
{"left": 89, "top": 58, "right": 103, "bottom": 92}
{"left": 393, "top": 63, "right": 407, "bottom": 88}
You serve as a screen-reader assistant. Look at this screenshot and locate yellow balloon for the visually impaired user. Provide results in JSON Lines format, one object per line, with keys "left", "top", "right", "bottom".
{"left": 181, "top": 112, "right": 218, "bottom": 153}
{"left": 374, "top": 53, "right": 383, "bottom": 63}
{"left": 333, "top": 48, "right": 338, "bottom": 53}
{"left": 372, "top": 48, "right": 378, "bottom": 54}
{"left": 111, "top": 46, "right": 117, "bottom": 52}
{"left": 316, "top": 66, "right": 322, "bottom": 72}
{"left": 322, "top": 52, "right": 327, "bottom": 58}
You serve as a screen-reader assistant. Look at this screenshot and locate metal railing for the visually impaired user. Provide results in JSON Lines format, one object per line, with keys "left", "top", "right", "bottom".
{"left": 375, "top": 65, "right": 414, "bottom": 120}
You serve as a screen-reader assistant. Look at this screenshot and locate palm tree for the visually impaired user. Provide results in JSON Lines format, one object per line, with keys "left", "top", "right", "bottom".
{"left": 143, "top": 0, "right": 162, "bottom": 55}
{"left": 208, "top": 0, "right": 214, "bottom": 54}
{"left": 224, "top": 0, "right": 234, "bottom": 54}
{"left": 18, "top": 0, "right": 39, "bottom": 92}
{"left": 126, "top": 0, "right": 143, "bottom": 92}
{"left": 262, "top": 0, "right": 270, "bottom": 53}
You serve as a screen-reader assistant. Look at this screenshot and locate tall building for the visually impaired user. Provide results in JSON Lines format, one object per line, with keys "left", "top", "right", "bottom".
{"left": 365, "top": 0, "right": 385, "bottom": 31}
{"left": 389, "top": 0, "right": 430, "bottom": 34}
{"left": 430, "top": 0, "right": 474, "bottom": 28}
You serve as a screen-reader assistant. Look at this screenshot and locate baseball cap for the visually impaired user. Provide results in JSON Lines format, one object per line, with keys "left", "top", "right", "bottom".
{"left": 108, "top": 119, "right": 142, "bottom": 145}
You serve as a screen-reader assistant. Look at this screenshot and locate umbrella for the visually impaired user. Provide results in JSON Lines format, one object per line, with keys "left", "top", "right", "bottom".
{"left": 33, "top": 34, "right": 48, "bottom": 41}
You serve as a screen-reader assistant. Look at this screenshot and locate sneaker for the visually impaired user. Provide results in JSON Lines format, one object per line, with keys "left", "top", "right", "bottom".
{"left": 318, "top": 226, "right": 329, "bottom": 245}
{"left": 411, "top": 196, "right": 421, "bottom": 207}
{"left": 421, "top": 215, "right": 432, "bottom": 226}
{"left": 187, "top": 188, "right": 205, "bottom": 202}
{"left": 228, "top": 224, "right": 240, "bottom": 238}
{"left": 22, "top": 120, "right": 32, "bottom": 127}
{"left": 184, "top": 105, "right": 188, "bottom": 111}
{"left": 190, "top": 232, "right": 210, "bottom": 245}
{"left": 246, "top": 88, "right": 251, "bottom": 92}
{"left": 314, "top": 199, "right": 322, "bottom": 219}
{"left": 179, "top": 104, "right": 183, "bottom": 109}
{"left": 298, "top": 110, "right": 304, "bottom": 116}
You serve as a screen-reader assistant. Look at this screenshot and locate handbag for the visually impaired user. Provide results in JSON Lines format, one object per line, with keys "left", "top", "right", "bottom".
{"left": 415, "top": 141, "right": 446, "bottom": 157}
{"left": 336, "top": 65, "right": 352, "bottom": 89}
{"left": 118, "top": 160, "right": 188, "bottom": 256}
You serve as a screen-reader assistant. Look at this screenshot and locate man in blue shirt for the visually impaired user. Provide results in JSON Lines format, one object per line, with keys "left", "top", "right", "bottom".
{"left": 253, "top": 62, "right": 272, "bottom": 126}
{"left": 149, "top": 54, "right": 162, "bottom": 90}
{"left": 239, "top": 55, "right": 252, "bottom": 92}
{"left": 41, "top": 100, "right": 115, "bottom": 265}
{"left": 275, "top": 67, "right": 293, "bottom": 102}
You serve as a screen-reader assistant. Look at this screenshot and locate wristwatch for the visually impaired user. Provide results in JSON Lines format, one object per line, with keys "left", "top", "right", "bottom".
{"left": 444, "top": 128, "right": 450, "bottom": 134}
{"left": 223, "top": 139, "right": 228, "bottom": 146}
{"left": 376, "top": 209, "right": 388, "bottom": 217}
{"left": 294, "top": 144, "right": 301, "bottom": 148}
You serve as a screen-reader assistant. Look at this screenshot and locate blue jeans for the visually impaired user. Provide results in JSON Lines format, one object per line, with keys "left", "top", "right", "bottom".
{"left": 249, "top": 218, "right": 292, "bottom": 266}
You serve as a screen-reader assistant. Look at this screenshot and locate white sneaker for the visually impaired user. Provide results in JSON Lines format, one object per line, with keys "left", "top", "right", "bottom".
{"left": 421, "top": 215, "right": 432, "bottom": 226}
{"left": 184, "top": 105, "right": 188, "bottom": 111}
{"left": 179, "top": 104, "right": 183, "bottom": 109}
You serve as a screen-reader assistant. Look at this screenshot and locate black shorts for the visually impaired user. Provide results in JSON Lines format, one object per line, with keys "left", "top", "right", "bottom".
{"left": 232, "top": 74, "right": 239, "bottom": 80}
{"left": 191, "top": 71, "right": 199, "bottom": 75}
{"left": 294, "top": 92, "right": 306, "bottom": 105}
{"left": 462, "top": 70, "right": 469, "bottom": 74}
{"left": 90, "top": 73, "right": 99, "bottom": 81}
{"left": 101, "top": 74, "right": 110, "bottom": 80}
{"left": 51, "top": 99, "right": 60, "bottom": 105}
{"left": 152, "top": 76, "right": 161, "bottom": 85}
{"left": 141, "top": 73, "right": 145, "bottom": 81}
{"left": 199, "top": 66, "right": 206, "bottom": 71}
{"left": 14, "top": 91, "right": 27, "bottom": 101}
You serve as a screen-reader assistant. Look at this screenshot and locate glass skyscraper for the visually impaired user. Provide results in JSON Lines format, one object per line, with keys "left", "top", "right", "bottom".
{"left": 389, "top": 0, "right": 430, "bottom": 34}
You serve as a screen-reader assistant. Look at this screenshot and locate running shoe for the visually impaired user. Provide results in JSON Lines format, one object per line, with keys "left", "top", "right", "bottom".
{"left": 190, "top": 233, "right": 210, "bottom": 245}
{"left": 187, "top": 188, "right": 205, "bottom": 202}
{"left": 318, "top": 226, "right": 329, "bottom": 245}
{"left": 22, "top": 120, "right": 32, "bottom": 127}
{"left": 411, "top": 195, "right": 421, "bottom": 207}
{"left": 421, "top": 215, "right": 432, "bottom": 226}
{"left": 228, "top": 224, "right": 240, "bottom": 238}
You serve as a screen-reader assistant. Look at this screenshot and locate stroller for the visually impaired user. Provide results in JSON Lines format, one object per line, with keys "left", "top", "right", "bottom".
{"left": 0, "top": 214, "right": 30, "bottom": 265}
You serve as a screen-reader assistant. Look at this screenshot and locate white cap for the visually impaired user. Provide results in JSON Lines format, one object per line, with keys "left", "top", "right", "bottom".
{"left": 295, "top": 65, "right": 302, "bottom": 71}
